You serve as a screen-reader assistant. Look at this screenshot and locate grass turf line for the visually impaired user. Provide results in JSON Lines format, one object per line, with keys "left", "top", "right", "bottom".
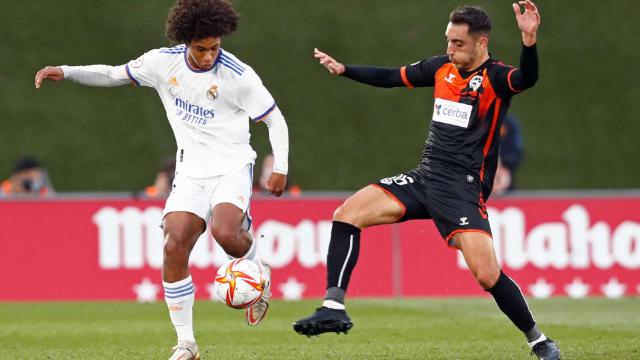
{"left": 0, "top": 298, "right": 638, "bottom": 359}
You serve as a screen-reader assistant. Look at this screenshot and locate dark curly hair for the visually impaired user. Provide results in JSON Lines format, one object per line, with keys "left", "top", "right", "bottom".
{"left": 165, "top": 0, "right": 239, "bottom": 44}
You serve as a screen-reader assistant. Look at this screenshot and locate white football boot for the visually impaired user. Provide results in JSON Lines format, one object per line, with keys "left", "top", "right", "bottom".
{"left": 169, "top": 340, "right": 200, "bottom": 360}
{"left": 245, "top": 262, "right": 271, "bottom": 326}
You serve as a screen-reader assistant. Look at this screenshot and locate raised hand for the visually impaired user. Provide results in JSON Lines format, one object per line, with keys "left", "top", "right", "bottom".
{"left": 513, "top": 0, "right": 540, "bottom": 46}
{"left": 313, "top": 48, "right": 345, "bottom": 75}
{"left": 34, "top": 66, "right": 64, "bottom": 88}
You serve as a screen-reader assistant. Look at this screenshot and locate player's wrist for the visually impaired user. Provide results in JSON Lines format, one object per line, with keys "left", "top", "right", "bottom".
{"left": 522, "top": 33, "right": 537, "bottom": 47}
{"left": 58, "top": 65, "right": 69, "bottom": 79}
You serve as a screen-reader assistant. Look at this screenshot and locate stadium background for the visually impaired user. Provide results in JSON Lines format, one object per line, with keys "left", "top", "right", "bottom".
{"left": 1, "top": 0, "right": 638, "bottom": 191}
{"left": 2, "top": 1, "right": 639, "bottom": 358}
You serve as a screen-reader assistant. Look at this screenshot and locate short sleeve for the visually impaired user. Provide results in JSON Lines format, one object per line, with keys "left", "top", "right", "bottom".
{"left": 236, "top": 68, "right": 276, "bottom": 122}
{"left": 125, "top": 50, "right": 159, "bottom": 88}
{"left": 404, "top": 56, "right": 448, "bottom": 88}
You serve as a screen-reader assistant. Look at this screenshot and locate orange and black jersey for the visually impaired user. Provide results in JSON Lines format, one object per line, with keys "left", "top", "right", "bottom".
{"left": 342, "top": 44, "right": 538, "bottom": 199}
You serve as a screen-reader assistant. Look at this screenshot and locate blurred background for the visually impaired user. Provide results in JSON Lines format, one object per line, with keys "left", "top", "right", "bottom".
{"left": 1, "top": 0, "right": 638, "bottom": 192}
{"left": 2, "top": 2, "right": 639, "bottom": 358}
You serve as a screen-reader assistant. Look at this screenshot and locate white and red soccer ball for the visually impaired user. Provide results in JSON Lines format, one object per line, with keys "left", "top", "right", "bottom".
{"left": 213, "top": 258, "right": 265, "bottom": 309}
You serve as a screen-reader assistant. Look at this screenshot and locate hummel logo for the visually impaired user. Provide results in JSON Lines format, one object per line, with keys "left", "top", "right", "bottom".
{"left": 168, "top": 77, "right": 179, "bottom": 86}
{"left": 460, "top": 217, "right": 469, "bottom": 225}
{"left": 445, "top": 73, "right": 456, "bottom": 83}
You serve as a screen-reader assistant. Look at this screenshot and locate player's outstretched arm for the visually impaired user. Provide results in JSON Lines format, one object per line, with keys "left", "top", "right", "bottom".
{"left": 513, "top": 0, "right": 540, "bottom": 46}
{"left": 314, "top": 48, "right": 408, "bottom": 88}
{"left": 314, "top": 48, "right": 346, "bottom": 75}
{"left": 35, "top": 64, "right": 132, "bottom": 88}
{"left": 34, "top": 66, "right": 64, "bottom": 88}
{"left": 496, "top": 0, "right": 539, "bottom": 95}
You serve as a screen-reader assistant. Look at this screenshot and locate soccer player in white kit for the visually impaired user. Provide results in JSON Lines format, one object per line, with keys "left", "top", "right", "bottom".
{"left": 34, "top": 0, "right": 288, "bottom": 359}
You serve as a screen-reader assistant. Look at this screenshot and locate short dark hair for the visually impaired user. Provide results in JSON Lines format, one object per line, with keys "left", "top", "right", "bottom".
{"left": 449, "top": 5, "right": 492, "bottom": 36}
{"left": 165, "top": 0, "right": 239, "bottom": 44}
{"left": 14, "top": 156, "right": 41, "bottom": 172}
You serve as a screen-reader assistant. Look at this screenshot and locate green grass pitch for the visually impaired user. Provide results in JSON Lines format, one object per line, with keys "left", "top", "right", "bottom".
{"left": 1, "top": 298, "right": 638, "bottom": 359}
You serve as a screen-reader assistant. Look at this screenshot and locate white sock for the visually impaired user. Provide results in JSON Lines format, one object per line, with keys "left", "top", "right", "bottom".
{"left": 226, "top": 233, "right": 260, "bottom": 262}
{"left": 164, "top": 275, "right": 196, "bottom": 343}
{"left": 528, "top": 333, "right": 547, "bottom": 348}
{"left": 322, "top": 299, "right": 345, "bottom": 310}
{"left": 244, "top": 234, "right": 259, "bottom": 261}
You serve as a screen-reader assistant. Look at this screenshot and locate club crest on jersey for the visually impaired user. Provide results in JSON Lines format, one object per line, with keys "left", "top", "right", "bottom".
{"left": 468, "top": 75, "right": 483, "bottom": 91}
{"left": 207, "top": 85, "right": 219, "bottom": 100}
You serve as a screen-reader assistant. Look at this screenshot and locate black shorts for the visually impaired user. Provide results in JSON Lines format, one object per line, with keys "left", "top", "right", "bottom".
{"left": 373, "top": 168, "right": 492, "bottom": 246}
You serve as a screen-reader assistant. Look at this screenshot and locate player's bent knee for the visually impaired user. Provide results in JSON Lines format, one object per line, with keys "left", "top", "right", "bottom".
{"left": 163, "top": 235, "right": 187, "bottom": 259}
{"left": 474, "top": 268, "right": 500, "bottom": 289}
{"left": 211, "top": 227, "right": 234, "bottom": 244}
{"left": 332, "top": 203, "right": 361, "bottom": 226}
{"left": 210, "top": 226, "right": 244, "bottom": 257}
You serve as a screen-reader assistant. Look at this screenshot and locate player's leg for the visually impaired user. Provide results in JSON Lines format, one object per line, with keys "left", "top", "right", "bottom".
{"left": 453, "top": 232, "right": 560, "bottom": 360}
{"left": 294, "top": 181, "right": 422, "bottom": 336}
{"left": 163, "top": 211, "right": 205, "bottom": 360}
{"left": 209, "top": 164, "right": 271, "bottom": 326}
{"left": 324, "top": 184, "right": 405, "bottom": 308}
{"left": 162, "top": 173, "right": 212, "bottom": 360}
{"left": 210, "top": 202, "right": 270, "bottom": 325}
{"left": 210, "top": 203, "right": 252, "bottom": 258}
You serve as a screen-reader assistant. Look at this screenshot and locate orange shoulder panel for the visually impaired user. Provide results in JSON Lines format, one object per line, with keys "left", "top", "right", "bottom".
{"left": 433, "top": 64, "right": 462, "bottom": 102}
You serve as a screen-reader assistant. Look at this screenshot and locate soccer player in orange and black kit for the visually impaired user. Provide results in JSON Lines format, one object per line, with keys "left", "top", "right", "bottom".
{"left": 294, "top": 2, "right": 560, "bottom": 359}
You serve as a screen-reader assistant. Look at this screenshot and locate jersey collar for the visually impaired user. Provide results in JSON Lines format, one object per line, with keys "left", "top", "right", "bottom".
{"left": 183, "top": 47, "right": 223, "bottom": 73}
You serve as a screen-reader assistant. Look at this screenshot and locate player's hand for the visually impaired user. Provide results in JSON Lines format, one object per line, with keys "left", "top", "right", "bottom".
{"left": 513, "top": 0, "right": 540, "bottom": 46}
{"left": 34, "top": 66, "right": 64, "bottom": 89}
{"left": 265, "top": 172, "right": 287, "bottom": 197}
{"left": 314, "top": 48, "right": 345, "bottom": 75}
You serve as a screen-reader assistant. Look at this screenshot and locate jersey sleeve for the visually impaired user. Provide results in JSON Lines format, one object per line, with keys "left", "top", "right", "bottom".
{"left": 235, "top": 68, "right": 277, "bottom": 122}
{"left": 490, "top": 44, "right": 539, "bottom": 98}
{"left": 342, "top": 65, "right": 404, "bottom": 88}
{"left": 125, "top": 49, "right": 160, "bottom": 88}
{"left": 403, "top": 56, "right": 448, "bottom": 88}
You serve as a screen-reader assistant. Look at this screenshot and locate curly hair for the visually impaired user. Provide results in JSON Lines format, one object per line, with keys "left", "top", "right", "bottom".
{"left": 165, "top": 0, "right": 239, "bottom": 44}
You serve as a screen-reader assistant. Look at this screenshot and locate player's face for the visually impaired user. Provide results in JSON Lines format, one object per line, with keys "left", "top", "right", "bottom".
{"left": 187, "top": 37, "right": 221, "bottom": 71}
{"left": 445, "top": 22, "right": 487, "bottom": 70}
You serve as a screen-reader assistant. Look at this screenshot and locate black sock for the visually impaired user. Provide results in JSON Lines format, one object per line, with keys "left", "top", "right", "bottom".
{"left": 488, "top": 271, "right": 536, "bottom": 334}
{"left": 326, "top": 221, "right": 361, "bottom": 299}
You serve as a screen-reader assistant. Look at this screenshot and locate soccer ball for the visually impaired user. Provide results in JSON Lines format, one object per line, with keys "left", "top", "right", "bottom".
{"left": 213, "top": 258, "right": 265, "bottom": 309}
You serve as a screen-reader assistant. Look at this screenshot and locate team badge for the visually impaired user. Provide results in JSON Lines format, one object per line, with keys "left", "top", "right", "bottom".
{"left": 468, "top": 75, "right": 483, "bottom": 91}
{"left": 207, "top": 84, "right": 219, "bottom": 100}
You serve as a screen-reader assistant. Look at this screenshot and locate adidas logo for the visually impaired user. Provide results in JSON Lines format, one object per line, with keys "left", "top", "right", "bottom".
{"left": 168, "top": 77, "right": 179, "bottom": 86}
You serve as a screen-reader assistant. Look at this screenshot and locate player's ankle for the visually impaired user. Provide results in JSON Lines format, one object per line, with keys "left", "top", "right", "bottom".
{"left": 322, "top": 299, "right": 345, "bottom": 310}
{"left": 527, "top": 333, "right": 547, "bottom": 348}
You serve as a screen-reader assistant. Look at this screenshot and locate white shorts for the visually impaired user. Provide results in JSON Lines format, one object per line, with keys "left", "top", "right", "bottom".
{"left": 163, "top": 164, "right": 254, "bottom": 229}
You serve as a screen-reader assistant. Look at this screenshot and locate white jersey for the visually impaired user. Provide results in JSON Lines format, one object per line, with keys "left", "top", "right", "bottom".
{"left": 125, "top": 45, "right": 276, "bottom": 178}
